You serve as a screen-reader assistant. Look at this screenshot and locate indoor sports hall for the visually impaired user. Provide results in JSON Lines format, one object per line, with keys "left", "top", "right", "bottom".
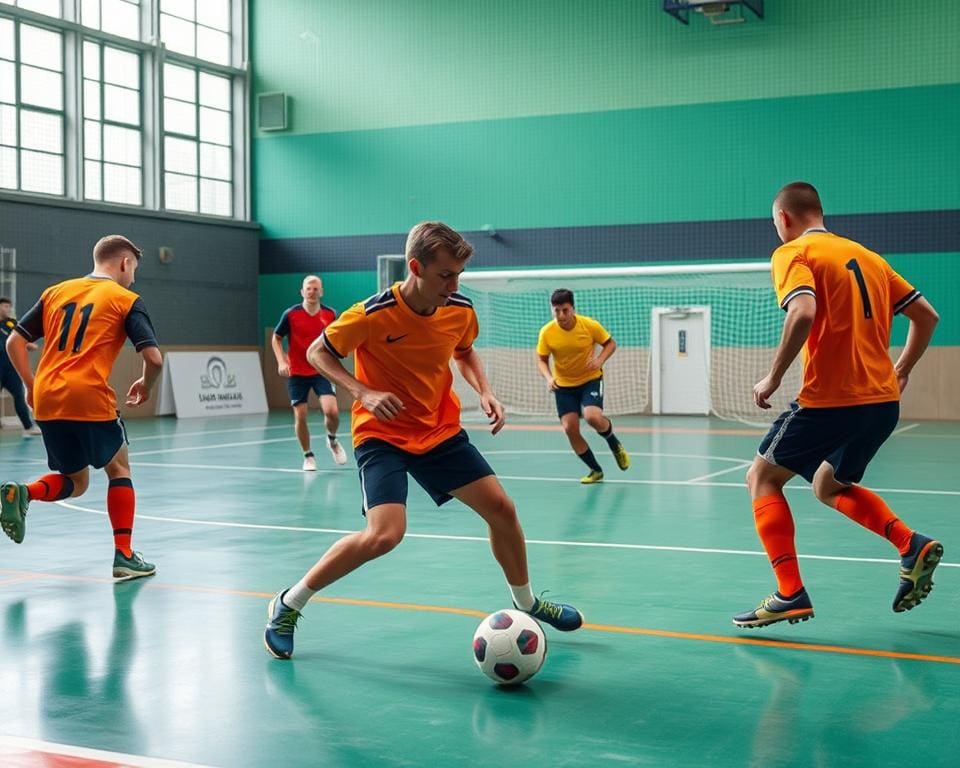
{"left": 0, "top": 2, "right": 957, "bottom": 767}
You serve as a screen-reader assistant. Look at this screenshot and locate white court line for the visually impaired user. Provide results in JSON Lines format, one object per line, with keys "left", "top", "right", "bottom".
{"left": 485, "top": 449, "right": 750, "bottom": 463}
{"left": 54, "top": 500, "right": 959, "bottom": 569}
{"left": 494, "top": 474, "right": 960, "bottom": 496}
{"left": 127, "top": 425, "right": 352, "bottom": 443}
{"left": 135, "top": 461, "right": 345, "bottom": 475}
{"left": 687, "top": 462, "right": 753, "bottom": 483}
{"left": 122, "top": 457, "right": 960, "bottom": 497}
{"left": 126, "top": 424, "right": 291, "bottom": 442}
{"left": 0, "top": 734, "right": 218, "bottom": 768}
{"left": 129, "top": 436, "right": 297, "bottom": 456}
{"left": 892, "top": 423, "right": 920, "bottom": 436}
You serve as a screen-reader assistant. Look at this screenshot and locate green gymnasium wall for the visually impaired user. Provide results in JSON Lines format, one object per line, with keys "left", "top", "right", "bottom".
{"left": 252, "top": 0, "right": 960, "bottom": 344}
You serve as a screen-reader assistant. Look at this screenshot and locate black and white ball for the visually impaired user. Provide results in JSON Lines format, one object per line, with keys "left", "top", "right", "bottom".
{"left": 472, "top": 609, "right": 546, "bottom": 685}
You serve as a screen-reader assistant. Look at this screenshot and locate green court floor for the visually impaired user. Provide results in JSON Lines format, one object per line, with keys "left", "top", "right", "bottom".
{"left": 0, "top": 413, "right": 958, "bottom": 767}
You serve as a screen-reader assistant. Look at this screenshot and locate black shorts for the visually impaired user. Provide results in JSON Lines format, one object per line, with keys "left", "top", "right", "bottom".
{"left": 38, "top": 416, "right": 128, "bottom": 475}
{"left": 287, "top": 374, "right": 335, "bottom": 405}
{"left": 354, "top": 430, "right": 495, "bottom": 514}
{"left": 757, "top": 401, "right": 899, "bottom": 484}
{"left": 554, "top": 377, "right": 604, "bottom": 418}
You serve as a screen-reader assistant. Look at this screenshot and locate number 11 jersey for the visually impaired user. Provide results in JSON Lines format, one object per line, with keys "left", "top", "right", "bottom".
{"left": 15, "top": 275, "right": 159, "bottom": 421}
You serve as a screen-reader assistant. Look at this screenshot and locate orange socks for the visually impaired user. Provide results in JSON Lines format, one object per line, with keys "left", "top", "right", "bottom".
{"left": 834, "top": 485, "right": 913, "bottom": 554}
{"left": 26, "top": 474, "right": 75, "bottom": 502}
{"left": 107, "top": 478, "right": 136, "bottom": 558}
{"left": 753, "top": 493, "right": 804, "bottom": 597}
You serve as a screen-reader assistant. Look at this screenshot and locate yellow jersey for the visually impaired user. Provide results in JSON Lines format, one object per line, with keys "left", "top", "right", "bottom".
{"left": 536, "top": 315, "right": 611, "bottom": 388}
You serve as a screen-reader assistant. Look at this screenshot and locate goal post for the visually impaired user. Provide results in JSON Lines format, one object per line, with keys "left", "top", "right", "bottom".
{"left": 456, "top": 262, "right": 801, "bottom": 425}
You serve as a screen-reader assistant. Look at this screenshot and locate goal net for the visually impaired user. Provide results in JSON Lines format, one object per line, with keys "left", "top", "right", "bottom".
{"left": 456, "top": 263, "right": 801, "bottom": 425}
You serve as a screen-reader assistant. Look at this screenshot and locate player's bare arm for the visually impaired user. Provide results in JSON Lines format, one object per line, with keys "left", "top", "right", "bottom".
{"left": 271, "top": 333, "right": 290, "bottom": 377}
{"left": 535, "top": 353, "right": 557, "bottom": 390}
{"left": 307, "top": 337, "right": 404, "bottom": 421}
{"left": 126, "top": 346, "right": 163, "bottom": 406}
{"left": 754, "top": 293, "right": 816, "bottom": 409}
{"left": 894, "top": 296, "right": 939, "bottom": 393}
{"left": 454, "top": 346, "right": 505, "bottom": 435}
{"left": 586, "top": 337, "right": 616, "bottom": 370}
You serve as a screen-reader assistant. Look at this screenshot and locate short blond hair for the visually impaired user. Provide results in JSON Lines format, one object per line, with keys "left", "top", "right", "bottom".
{"left": 405, "top": 221, "right": 473, "bottom": 266}
{"left": 93, "top": 235, "right": 142, "bottom": 263}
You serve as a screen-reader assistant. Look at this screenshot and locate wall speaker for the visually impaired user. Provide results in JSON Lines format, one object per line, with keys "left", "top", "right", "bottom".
{"left": 258, "top": 92, "right": 288, "bottom": 131}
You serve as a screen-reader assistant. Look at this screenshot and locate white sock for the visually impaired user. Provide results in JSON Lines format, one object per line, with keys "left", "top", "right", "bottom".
{"left": 282, "top": 578, "right": 316, "bottom": 612}
{"left": 509, "top": 582, "right": 536, "bottom": 611}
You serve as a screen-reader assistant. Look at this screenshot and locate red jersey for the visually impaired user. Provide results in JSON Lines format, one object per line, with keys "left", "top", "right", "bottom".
{"left": 274, "top": 303, "right": 337, "bottom": 377}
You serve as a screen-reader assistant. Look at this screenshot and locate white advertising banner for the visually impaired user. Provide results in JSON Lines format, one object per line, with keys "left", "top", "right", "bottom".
{"left": 158, "top": 352, "right": 268, "bottom": 418}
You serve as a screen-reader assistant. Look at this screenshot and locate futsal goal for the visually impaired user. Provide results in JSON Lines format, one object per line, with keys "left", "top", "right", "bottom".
{"left": 456, "top": 262, "right": 801, "bottom": 425}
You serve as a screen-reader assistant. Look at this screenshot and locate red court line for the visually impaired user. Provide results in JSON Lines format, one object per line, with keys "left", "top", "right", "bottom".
{"left": 0, "top": 749, "right": 122, "bottom": 767}
{"left": 1, "top": 569, "right": 957, "bottom": 666}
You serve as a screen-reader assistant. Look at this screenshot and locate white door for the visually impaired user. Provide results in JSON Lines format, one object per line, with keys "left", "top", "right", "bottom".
{"left": 652, "top": 307, "right": 711, "bottom": 415}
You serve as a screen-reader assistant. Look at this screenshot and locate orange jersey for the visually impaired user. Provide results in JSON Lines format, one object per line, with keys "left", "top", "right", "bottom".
{"left": 321, "top": 285, "right": 479, "bottom": 454}
{"left": 771, "top": 230, "right": 920, "bottom": 408}
{"left": 16, "top": 276, "right": 159, "bottom": 421}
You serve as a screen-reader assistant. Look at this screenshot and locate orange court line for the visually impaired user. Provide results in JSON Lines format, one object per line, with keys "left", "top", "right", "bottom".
{"left": 2, "top": 569, "right": 957, "bottom": 666}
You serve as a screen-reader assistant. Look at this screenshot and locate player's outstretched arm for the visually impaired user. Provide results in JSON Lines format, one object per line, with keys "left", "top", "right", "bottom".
{"left": 306, "top": 338, "right": 404, "bottom": 421}
{"left": 454, "top": 347, "right": 505, "bottom": 434}
{"left": 895, "top": 296, "right": 939, "bottom": 393}
{"left": 126, "top": 346, "right": 163, "bottom": 406}
{"left": 6, "top": 330, "right": 36, "bottom": 407}
{"left": 754, "top": 294, "right": 816, "bottom": 409}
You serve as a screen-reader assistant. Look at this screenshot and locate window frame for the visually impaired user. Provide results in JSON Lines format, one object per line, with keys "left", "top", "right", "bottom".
{"left": 0, "top": 0, "right": 249, "bottom": 221}
{"left": 0, "top": 15, "right": 66, "bottom": 196}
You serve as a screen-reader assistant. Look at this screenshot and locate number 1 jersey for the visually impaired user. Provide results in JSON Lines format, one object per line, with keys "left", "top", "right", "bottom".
{"left": 771, "top": 231, "right": 921, "bottom": 408}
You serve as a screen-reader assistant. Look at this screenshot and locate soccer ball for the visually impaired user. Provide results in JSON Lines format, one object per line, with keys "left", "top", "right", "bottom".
{"left": 472, "top": 609, "right": 546, "bottom": 685}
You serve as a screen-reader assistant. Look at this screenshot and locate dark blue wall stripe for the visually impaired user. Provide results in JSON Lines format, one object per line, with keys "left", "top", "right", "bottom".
{"left": 259, "top": 209, "right": 960, "bottom": 274}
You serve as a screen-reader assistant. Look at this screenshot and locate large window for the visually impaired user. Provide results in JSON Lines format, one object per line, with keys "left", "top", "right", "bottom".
{"left": 0, "top": 0, "right": 61, "bottom": 19}
{"left": 83, "top": 40, "right": 141, "bottom": 204}
{"left": 0, "top": 18, "right": 64, "bottom": 195}
{"left": 160, "top": 0, "right": 230, "bottom": 65}
{"left": 163, "top": 63, "right": 231, "bottom": 215}
{"left": 80, "top": 0, "right": 139, "bottom": 40}
{"left": 0, "top": 0, "right": 246, "bottom": 218}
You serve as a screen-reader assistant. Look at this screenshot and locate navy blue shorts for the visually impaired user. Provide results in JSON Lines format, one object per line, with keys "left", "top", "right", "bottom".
{"left": 757, "top": 401, "right": 899, "bottom": 484}
{"left": 554, "top": 377, "right": 604, "bottom": 418}
{"left": 354, "top": 430, "right": 495, "bottom": 514}
{"left": 38, "top": 416, "right": 128, "bottom": 475}
{"left": 287, "top": 374, "right": 334, "bottom": 405}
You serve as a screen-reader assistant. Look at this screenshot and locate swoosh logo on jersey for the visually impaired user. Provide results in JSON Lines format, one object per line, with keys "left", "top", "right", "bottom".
{"left": 386, "top": 334, "right": 409, "bottom": 343}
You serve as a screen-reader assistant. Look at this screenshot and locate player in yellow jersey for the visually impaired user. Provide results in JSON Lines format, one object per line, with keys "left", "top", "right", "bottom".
{"left": 536, "top": 289, "right": 629, "bottom": 484}
{"left": 733, "top": 182, "right": 942, "bottom": 628}
{"left": 264, "top": 221, "right": 583, "bottom": 659}
{"left": 1, "top": 236, "right": 162, "bottom": 579}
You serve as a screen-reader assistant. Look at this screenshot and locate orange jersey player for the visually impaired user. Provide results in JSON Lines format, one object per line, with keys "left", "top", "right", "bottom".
{"left": 733, "top": 182, "right": 942, "bottom": 629}
{"left": 2, "top": 235, "right": 163, "bottom": 580}
{"left": 263, "top": 221, "right": 584, "bottom": 660}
